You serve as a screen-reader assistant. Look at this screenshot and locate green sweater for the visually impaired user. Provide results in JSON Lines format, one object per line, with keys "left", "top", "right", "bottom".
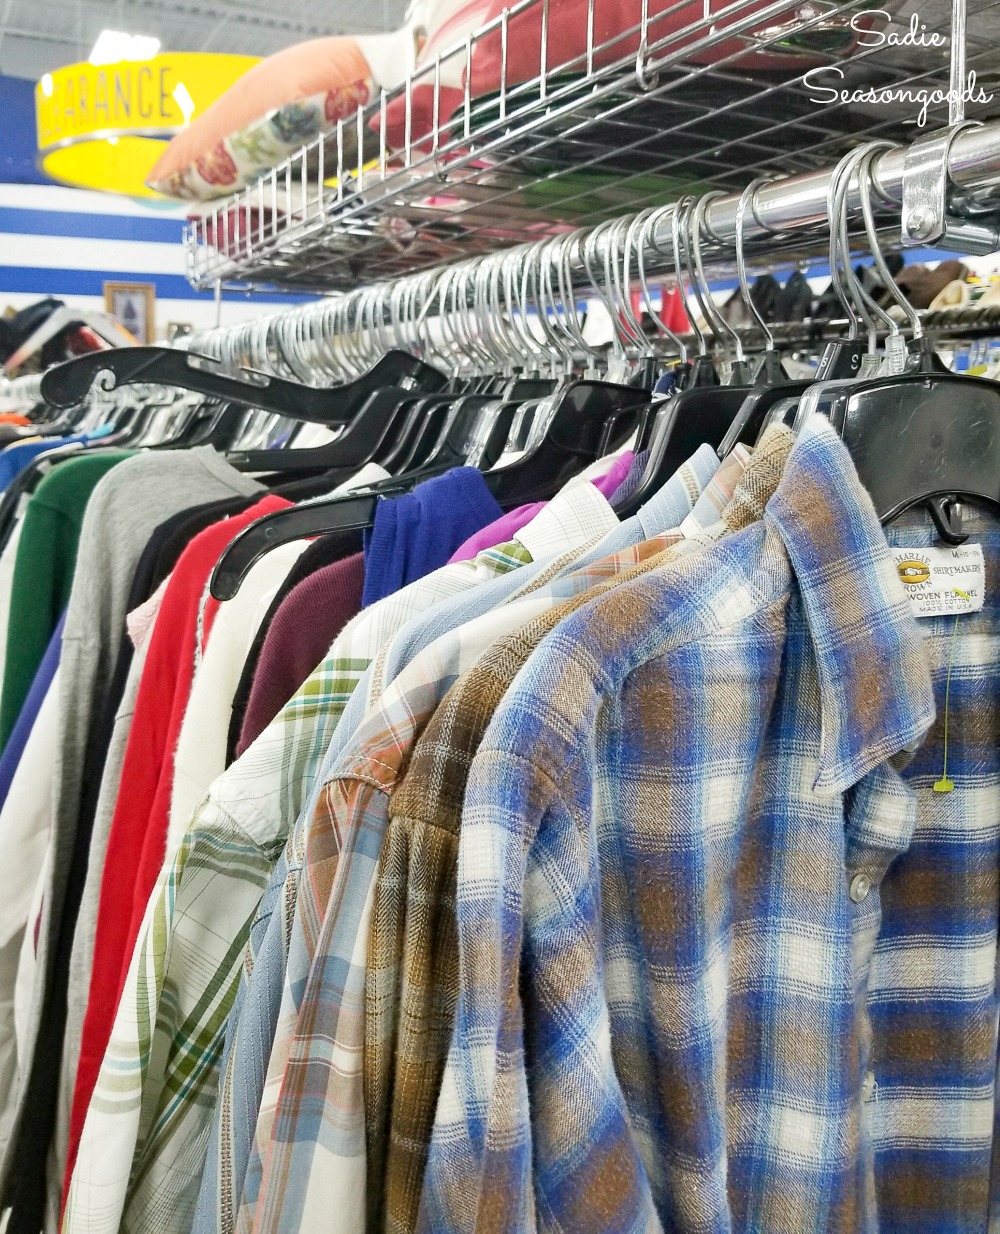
{"left": 0, "top": 451, "right": 135, "bottom": 748}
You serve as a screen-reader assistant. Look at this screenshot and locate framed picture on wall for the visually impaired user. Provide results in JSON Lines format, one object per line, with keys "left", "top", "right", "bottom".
{"left": 104, "top": 282, "right": 156, "bottom": 344}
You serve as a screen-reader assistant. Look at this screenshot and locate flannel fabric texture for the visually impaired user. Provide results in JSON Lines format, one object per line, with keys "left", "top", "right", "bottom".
{"left": 418, "top": 417, "right": 936, "bottom": 1234}
{"left": 366, "top": 430, "right": 789, "bottom": 1234}
{"left": 193, "top": 458, "right": 717, "bottom": 1234}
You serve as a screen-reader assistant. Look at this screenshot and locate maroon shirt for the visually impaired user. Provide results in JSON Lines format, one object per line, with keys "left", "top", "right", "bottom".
{"left": 236, "top": 551, "right": 365, "bottom": 758}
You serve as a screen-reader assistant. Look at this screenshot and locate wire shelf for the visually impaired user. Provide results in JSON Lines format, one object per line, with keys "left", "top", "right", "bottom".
{"left": 184, "top": 0, "right": 1000, "bottom": 292}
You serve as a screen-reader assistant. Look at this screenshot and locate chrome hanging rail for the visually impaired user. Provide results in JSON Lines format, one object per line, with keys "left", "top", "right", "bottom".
{"left": 187, "top": 119, "right": 1000, "bottom": 378}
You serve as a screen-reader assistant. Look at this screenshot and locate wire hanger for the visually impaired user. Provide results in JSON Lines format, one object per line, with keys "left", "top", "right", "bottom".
{"left": 615, "top": 193, "right": 768, "bottom": 518}
{"left": 820, "top": 136, "right": 1000, "bottom": 543}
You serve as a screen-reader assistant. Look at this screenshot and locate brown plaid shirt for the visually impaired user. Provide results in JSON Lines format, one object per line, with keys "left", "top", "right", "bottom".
{"left": 364, "top": 428, "right": 795, "bottom": 1234}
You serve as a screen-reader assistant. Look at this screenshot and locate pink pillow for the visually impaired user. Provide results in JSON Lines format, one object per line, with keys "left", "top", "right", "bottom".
{"left": 148, "top": 31, "right": 415, "bottom": 200}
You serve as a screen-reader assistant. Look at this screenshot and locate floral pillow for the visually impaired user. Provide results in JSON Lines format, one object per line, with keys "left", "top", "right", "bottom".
{"left": 148, "top": 30, "right": 416, "bottom": 201}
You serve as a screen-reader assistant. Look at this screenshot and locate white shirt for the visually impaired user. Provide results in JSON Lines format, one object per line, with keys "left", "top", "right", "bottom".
{"left": 168, "top": 543, "right": 309, "bottom": 849}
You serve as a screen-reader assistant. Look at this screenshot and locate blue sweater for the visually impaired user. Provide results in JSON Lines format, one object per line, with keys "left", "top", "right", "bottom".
{"left": 362, "top": 467, "right": 503, "bottom": 608}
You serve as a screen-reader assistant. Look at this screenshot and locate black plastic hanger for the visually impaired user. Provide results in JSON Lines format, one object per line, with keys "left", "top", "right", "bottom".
{"left": 828, "top": 339, "right": 1000, "bottom": 542}
{"left": 209, "top": 374, "right": 643, "bottom": 599}
{"left": 613, "top": 342, "right": 762, "bottom": 519}
{"left": 612, "top": 378, "right": 749, "bottom": 520}
{"left": 377, "top": 392, "right": 459, "bottom": 475}
{"left": 171, "top": 400, "right": 248, "bottom": 450}
{"left": 209, "top": 390, "right": 514, "bottom": 600}
{"left": 211, "top": 492, "right": 382, "bottom": 600}
{"left": 396, "top": 394, "right": 498, "bottom": 475}
{"left": 213, "top": 392, "right": 511, "bottom": 599}
{"left": 39, "top": 346, "right": 446, "bottom": 426}
{"left": 504, "top": 375, "right": 557, "bottom": 400}
{"left": 716, "top": 335, "right": 870, "bottom": 456}
{"left": 227, "top": 382, "right": 441, "bottom": 475}
{"left": 482, "top": 376, "right": 648, "bottom": 505}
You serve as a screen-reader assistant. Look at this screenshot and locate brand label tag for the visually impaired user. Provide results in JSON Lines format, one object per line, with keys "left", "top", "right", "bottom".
{"left": 892, "top": 544, "right": 985, "bottom": 617}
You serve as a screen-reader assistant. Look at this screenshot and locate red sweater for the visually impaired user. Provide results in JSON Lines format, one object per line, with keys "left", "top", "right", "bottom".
{"left": 63, "top": 494, "right": 290, "bottom": 1203}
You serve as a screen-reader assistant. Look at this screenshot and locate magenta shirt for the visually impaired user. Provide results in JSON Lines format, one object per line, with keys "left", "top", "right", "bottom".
{"left": 446, "top": 451, "right": 634, "bottom": 564}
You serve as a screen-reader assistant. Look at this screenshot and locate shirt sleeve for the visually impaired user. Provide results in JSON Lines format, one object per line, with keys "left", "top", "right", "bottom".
{"left": 418, "top": 749, "right": 656, "bottom": 1234}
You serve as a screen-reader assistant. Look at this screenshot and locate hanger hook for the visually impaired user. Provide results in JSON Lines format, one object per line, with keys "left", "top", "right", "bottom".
{"left": 549, "top": 232, "right": 599, "bottom": 364}
{"left": 615, "top": 216, "right": 646, "bottom": 354}
{"left": 535, "top": 238, "right": 577, "bottom": 372}
{"left": 494, "top": 253, "right": 524, "bottom": 370}
{"left": 507, "top": 246, "right": 548, "bottom": 372}
{"left": 856, "top": 141, "right": 922, "bottom": 338}
{"left": 833, "top": 144, "right": 898, "bottom": 351}
{"left": 688, "top": 192, "right": 744, "bottom": 363}
{"left": 521, "top": 242, "right": 561, "bottom": 375}
{"left": 460, "top": 259, "right": 499, "bottom": 371}
{"left": 473, "top": 255, "right": 507, "bottom": 370}
{"left": 827, "top": 145, "right": 883, "bottom": 349}
{"left": 671, "top": 198, "right": 705, "bottom": 358}
{"left": 439, "top": 267, "right": 469, "bottom": 373}
{"left": 734, "top": 178, "right": 778, "bottom": 352}
{"left": 637, "top": 204, "right": 687, "bottom": 364}
{"left": 414, "top": 270, "right": 448, "bottom": 370}
{"left": 581, "top": 224, "right": 625, "bottom": 363}
{"left": 825, "top": 150, "right": 862, "bottom": 342}
{"left": 603, "top": 217, "right": 641, "bottom": 354}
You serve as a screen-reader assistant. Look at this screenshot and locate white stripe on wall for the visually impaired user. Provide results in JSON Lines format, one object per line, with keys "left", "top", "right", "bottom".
{"left": 0, "top": 183, "right": 189, "bottom": 219}
{"left": 0, "top": 183, "right": 316, "bottom": 335}
{"left": 0, "top": 233, "right": 190, "bottom": 275}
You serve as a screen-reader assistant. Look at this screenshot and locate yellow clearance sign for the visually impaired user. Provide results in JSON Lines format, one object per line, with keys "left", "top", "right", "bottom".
{"left": 36, "top": 53, "right": 257, "bottom": 198}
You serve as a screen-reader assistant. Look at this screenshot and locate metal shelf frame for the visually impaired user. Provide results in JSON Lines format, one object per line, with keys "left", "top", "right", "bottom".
{"left": 183, "top": 0, "right": 1000, "bottom": 292}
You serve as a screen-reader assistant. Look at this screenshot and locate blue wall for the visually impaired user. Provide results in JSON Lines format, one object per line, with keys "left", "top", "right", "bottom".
{"left": 0, "top": 75, "right": 49, "bottom": 186}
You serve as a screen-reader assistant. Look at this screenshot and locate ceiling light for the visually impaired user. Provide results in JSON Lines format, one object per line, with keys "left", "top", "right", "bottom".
{"left": 89, "top": 29, "right": 161, "bottom": 66}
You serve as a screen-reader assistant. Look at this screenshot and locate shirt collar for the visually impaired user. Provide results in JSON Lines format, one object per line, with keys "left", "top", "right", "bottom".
{"left": 513, "top": 474, "right": 621, "bottom": 562}
{"left": 636, "top": 443, "right": 720, "bottom": 539}
{"left": 766, "top": 415, "right": 935, "bottom": 792}
{"left": 680, "top": 443, "right": 753, "bottom": 535}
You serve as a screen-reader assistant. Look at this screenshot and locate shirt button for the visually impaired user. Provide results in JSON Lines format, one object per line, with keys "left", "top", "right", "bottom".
{"left": 862, "top": 1071, "right": 876, "bottom": 1100}
{"left": 849, "top": 874, "right": 871, "bottom": 903}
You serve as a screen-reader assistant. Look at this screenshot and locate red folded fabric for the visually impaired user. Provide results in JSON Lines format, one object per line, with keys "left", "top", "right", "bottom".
{"left": 62, "top": 493, "right": 291, "bottom": 1209}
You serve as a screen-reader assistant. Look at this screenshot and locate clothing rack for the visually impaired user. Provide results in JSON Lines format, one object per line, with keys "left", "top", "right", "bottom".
{"left": 8, "top": 1, "right": 1000, "bottom": 1224}
{"left": 187, "top": 120, "right": 1000, "bottom": 379}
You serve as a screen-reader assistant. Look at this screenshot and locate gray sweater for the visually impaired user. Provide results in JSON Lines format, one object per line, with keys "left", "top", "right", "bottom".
{"left": 0, "top": 448, "right": 262, "bottom": 1231}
